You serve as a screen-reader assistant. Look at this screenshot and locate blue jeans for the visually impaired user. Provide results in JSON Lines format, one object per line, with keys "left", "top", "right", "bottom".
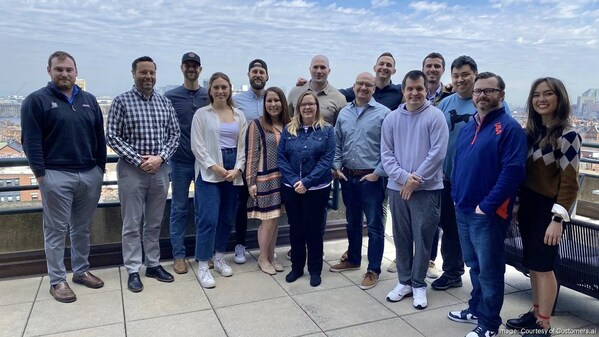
{"left": 194, "top": 148, "right": 240, "bottom": 261}
{"left": 456, "top": 209, "right": 508, "bottom": 332}
{"left": 169, "top": 160, "right": 195, "bottom": 259}
{"left": 340, "top": 175, "right": 385, "bottom": 274}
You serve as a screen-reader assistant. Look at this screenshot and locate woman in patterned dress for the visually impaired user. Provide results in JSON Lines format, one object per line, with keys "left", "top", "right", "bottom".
{"left": 245, "top": 87, "right": 291, "bottom": 275}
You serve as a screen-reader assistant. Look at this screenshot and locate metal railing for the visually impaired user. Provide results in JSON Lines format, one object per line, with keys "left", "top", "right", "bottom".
{"left": 1, "top": 142, "right": 598, "bottom": 216}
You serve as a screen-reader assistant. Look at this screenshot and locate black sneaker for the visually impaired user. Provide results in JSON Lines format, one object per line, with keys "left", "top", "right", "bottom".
{"left": 431, "top": 274, "right": 463, "bottom": 290}
{"left": 448, "top": 308, "right": 478, "bottom": 324}
{"left": 465, "top": 325, "right": 497, "bottom": 337}
{"left": 506, "top": 310, "right": 537, "bottom": 330}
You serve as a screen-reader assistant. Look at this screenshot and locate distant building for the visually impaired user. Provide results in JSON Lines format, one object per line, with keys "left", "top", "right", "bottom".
{"left": 0, "top": 103, "right": 20, "bottom": 117}
{"left": 577, "top": 88, "right": 599, "bottom": 117}
{"left": 0, "top": 166, "right": 38, "bottom": 204}
{"left": 0, "top": 140, "right": 23, "bottom": 158}
{"left": 76, "top": 78, "right": 87, "bottom": 91}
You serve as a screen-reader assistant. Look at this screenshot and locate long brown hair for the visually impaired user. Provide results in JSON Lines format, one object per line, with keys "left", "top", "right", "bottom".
{"left": 525, "top": 77, "right": 571, "bottom": 148}
{"left": 260, "top": 87, "right": 291, "bottom": 133}
{"left": 208, "top": 72, "right": 235, "bottom": 108}
{"left": 287, "top": 91, "right": 325, "bottom": 136}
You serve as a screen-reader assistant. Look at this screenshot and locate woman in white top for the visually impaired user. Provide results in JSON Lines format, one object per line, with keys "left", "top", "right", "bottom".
{"left": 191, "top": 72, "right": 247, "bottom": 289}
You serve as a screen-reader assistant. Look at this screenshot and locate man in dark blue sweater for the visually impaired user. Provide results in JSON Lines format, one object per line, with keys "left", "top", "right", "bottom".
{"left": 164, "top": 52, "right": 208, "bottom": 274}
{"left": 449, "top": 72, "right": 527, "bottom": 337}
{"left": 21, "top": 51, "right": 107, "bottom": 303}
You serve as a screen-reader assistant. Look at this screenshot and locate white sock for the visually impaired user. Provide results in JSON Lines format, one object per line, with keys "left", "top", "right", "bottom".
{"left": 198, "top": 261, "right": 209, "bottom": 270}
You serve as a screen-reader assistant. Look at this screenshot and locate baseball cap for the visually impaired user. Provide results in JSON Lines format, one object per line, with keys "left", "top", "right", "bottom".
{"left": 248, "top": 59, "right": 267, "bottom": 73}
{"left": 182, "top": 52, "right": 201, "bottom": 65}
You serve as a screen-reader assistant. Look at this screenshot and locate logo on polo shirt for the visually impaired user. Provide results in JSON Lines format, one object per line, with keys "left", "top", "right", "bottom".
{"left": 495, "top": 122, "right": 502, "bottom": 135}
{"left": 51, "top": 102, "right": 58, "bottom": 108}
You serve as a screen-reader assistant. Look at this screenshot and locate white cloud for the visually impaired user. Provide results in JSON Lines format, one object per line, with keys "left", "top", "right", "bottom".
{"left": 408, "top": 1, "right": 447, "bottom": 12}
{"left": 0, "top": 0, "right": 598, "bottom": 106}
{"left": 371, "top": 0, "right": 395, "bottom": 8}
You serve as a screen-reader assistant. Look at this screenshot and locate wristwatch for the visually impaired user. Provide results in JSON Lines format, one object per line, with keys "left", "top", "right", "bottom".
{"left": 552, "top": 215, "right": 563, "bottom": 223}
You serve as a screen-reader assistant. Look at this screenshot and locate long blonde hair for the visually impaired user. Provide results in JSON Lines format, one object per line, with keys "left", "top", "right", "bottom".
{"left": 287, "top": 91, "right": 325, "bottom": 136}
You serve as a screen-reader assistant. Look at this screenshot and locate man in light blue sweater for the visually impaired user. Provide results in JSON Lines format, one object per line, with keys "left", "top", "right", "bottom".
{"left": 381, "top": 70, "right": 449, "bottom": 310}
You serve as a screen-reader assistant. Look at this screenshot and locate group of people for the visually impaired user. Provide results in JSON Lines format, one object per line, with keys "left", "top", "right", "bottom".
{"left": 21, "top": 50, "right": 581, "bottom": 337}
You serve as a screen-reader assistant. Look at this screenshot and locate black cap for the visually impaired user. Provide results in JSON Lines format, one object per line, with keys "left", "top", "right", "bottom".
{"left": 248, "top": 59, "right": 267, "bottom": 73}
{"left": 181, "top": 52, "right": 201, "bottom": 65}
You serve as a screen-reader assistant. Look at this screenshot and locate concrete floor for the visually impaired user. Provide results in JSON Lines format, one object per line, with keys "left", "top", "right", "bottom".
{"left": 1, "top": 234, "right": 598, "bottom": 337}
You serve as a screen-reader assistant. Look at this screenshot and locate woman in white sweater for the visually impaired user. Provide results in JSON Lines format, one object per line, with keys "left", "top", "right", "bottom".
{"left": 191, "top": 72, "right": 247, "bottom": 289}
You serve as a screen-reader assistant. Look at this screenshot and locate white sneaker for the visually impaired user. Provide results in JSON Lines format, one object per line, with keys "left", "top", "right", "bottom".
{"left": 198, "top": 267, "right": 215, "bottom": 288}
{"left": 234, "top": 244, "right": 247, "bottom": 264}
{"left": 387, "top": 259, "right": 397, "bottom": 273}
{"left": 413, "top": 286, "right": 428, "bottom": 309}
{"left": 427, "top": 260, "right": 440, "bottom": 279}
{"left": 214, "top": 258, "right": 233, "bottom": 277}
{"left": 386, "top": 282, "right": 412, "bottom": 302}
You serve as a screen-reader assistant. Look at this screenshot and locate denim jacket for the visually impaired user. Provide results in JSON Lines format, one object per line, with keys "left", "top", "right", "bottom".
{"left": 277, "top": 124, "right": 335, "bottom": 189}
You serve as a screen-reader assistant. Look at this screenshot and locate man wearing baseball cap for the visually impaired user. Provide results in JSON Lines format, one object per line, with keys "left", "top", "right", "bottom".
{"left": 165, "top": 52, "right": 208, "bottom": 274}
{"left": 232, "top": 58, "right": 269, "bottom": 264}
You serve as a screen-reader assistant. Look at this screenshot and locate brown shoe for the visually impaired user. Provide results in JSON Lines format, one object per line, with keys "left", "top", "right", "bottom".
{"left": 50, "top": 281, "right": 77, "bottom": 303}
{"left": 329, "top": 260, "right": 360, "bottom": 272}
{"left": 173, "top": 259, "right": 188, "bottom": 274}
{"left": 72, "top": 271, "right": 104, "bottom": 289}
{"left": 359, "top": 270, "right": 379, "bottom": 290}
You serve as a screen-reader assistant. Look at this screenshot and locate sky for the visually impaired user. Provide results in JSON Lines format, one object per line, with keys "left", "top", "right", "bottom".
{"left": 1, "top": 0, "right": 598, "bottom": 107}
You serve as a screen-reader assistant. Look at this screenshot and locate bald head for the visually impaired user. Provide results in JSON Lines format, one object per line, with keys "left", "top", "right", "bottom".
{"left": 353, "top": 72, "right": 376, "bottom": 106}
{"left": 309, "top": 55, "right": 331, "bottom": 87}
{"left": 355, "top": 72, "right": 374, "bottom": 83}
{"left": 311, "top": 55, "right": 329, "bottom": 67}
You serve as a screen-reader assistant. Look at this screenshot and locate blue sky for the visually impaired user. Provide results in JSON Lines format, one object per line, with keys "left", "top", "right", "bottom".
{"left": 1, "top": 0, "right": 598, "bottom": 106}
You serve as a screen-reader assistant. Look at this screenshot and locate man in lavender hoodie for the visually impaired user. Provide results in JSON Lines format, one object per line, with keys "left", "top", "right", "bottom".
{"left": 381, "top": 70, "right": 449, "bottom": 310}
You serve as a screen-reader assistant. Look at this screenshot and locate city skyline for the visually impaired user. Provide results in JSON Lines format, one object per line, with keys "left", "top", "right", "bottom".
{"left": 0, "top": 0, "right": 598, "bottom": 106}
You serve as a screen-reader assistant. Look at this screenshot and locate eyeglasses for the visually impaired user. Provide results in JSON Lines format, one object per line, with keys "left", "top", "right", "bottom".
{"left": 355, "top": 81, "right": 375, "bottom": 88}
{"left": 473, "top": 88, "right": 500, "bottom": 96}
{"left": 299, "top": 103, "right": 317, "bottom": 107}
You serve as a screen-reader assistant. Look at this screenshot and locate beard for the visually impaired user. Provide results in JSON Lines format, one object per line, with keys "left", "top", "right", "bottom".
{"left": 250, "top": 79, "right": 266, "bottom": 91}
{"left": 185, "top": 71, "right": 199, "bottom": 82}
{"left": 54, "top": 79, "right": 74, "bottom": 90}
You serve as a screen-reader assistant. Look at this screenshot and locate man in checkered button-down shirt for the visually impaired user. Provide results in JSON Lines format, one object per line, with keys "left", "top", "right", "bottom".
{"left": 107, "top": 56, "right": 181, "bottom": 293}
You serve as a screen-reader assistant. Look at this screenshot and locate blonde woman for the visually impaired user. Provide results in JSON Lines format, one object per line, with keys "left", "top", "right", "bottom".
{"left": 277, "top": 91, "right": 335, "bottom": 287}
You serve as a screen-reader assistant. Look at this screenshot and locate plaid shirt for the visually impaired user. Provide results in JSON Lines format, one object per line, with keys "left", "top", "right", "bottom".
{"left": 107, "top": 86, "right": 180, "bottom": 166}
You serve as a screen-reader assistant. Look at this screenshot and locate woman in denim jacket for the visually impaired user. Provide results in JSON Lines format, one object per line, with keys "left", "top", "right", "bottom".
{"left": 278, "top": 91, "right": 335, "bottom": 287}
